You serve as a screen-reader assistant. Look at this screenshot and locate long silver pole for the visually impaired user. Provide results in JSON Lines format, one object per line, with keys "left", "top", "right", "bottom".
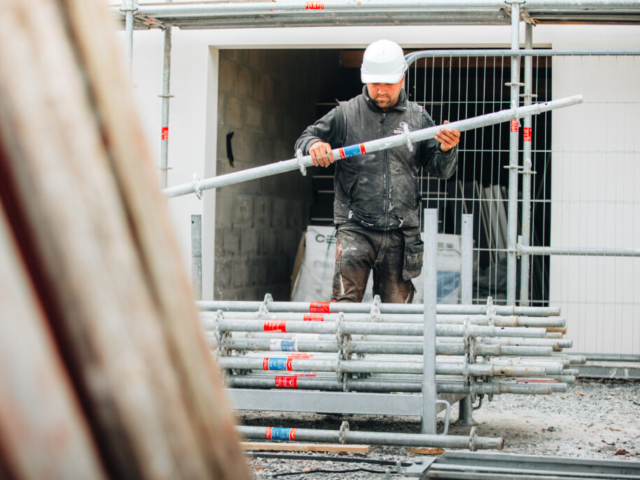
{"left": 405, "top": 49, "right": 640, "bottom": 64}
{"left": 191, "top": 215, "right": 202, "bottom": 300}
{"left": 518, "top": 246, "right": 640, "bottom": 257}
{"left": 134, "top": 0, "right": 640, "bottom": 17}
{"left": 122, "top": 0, "right": 136, "bottom": 77}
{"left": 159, "top": 15, "right": 172, "bottom": 188}
{"left": 520, "top": 23, "right": 533, "bottom": 307}
{"left": 198, "top": 300, "right": 562, "bottom": 316}
{"left": 208, "top": 312, "right": 566, "bottom": 327}
{"left": 236, "top": 425, "right": 504, "bottom": 450}
{"left": 226, "top": 377, "right": 557, "bottom": 395}
{"left": 461, "top": 214, "right": 473, "bottom": 304}
{"left": 218, "top": 357, "right": 552, "bottom": 376}
{"left": 421, "top": 209, "right": 438, "bottom": 434}
{"left": 165, "top": 97, "right": 582, "bottom": 199}
{"left": 506, "top": 1, "right": 521, "bottom": 305}
{"left": 457, "top": 213, "right": 477, "bottom": 426}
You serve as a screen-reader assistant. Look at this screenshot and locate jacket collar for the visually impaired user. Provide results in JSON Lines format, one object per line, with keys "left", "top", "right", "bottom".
{"left": 362, "top": 85, "right": 408, "bottom": 113}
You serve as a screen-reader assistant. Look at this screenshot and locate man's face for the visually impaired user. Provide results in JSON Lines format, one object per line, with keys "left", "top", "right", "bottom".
{"left": 366, "top": 76, "right": 405, "bottom": 111}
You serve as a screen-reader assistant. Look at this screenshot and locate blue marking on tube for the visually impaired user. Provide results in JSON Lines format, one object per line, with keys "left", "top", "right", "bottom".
{"left": 271, "top": 428, "right": 292, "bottom": 440}
{"left": 281, "top": 340, "right": 296, "bottom": 352}
{"left": 341, "top": 144, "right": 362, "bottom": 158}
{"left": 268, "top": 358, "right": 287, "bottom": 370}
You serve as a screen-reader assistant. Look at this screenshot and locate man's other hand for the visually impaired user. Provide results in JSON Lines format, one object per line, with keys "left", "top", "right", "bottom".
{"left": 309, "top": 141, "right": 335, "bottom": 167}
{"left": 436, "top": 120, "right": 461, "bottom": 152}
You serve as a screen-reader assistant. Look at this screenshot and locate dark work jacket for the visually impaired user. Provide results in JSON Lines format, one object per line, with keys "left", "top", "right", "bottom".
{"left": 295, "top": 87, "right": 458, "bottom": 230}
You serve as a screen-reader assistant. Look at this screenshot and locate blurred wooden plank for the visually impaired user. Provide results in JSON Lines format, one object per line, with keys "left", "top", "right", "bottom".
{"left": 61, "top": 0, "right": 251, "bottom": 477}
{"left": 0, "top": 205, "right": 106, "bottom": 479}
{"left": 0, "top": 0, "right": 250, "bottom": 478}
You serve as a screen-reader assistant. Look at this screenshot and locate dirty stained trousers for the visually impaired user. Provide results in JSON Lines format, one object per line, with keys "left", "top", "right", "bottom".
{"left": 333, "top": 224, "right": 414, "bottom": 304}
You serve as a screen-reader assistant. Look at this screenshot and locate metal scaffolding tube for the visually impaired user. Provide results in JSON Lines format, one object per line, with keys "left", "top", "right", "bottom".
{"left": 216, "top": 338, "right": 553, "bottom": 357}
{"left": 214, "top": 319, "right": 548, "bottom": 338}
{"left": 520, "top": 23, "right": 533, "bottom": 307}
{"left": 164, "top": 97, "right": 582, "bottom": 198}
{"left": 198, "top": 300, "right": 561, "bottom": 316}
{"left": 405, "top": 48, "right": 640, "bottom": 64}
{"left": 236, "top": 425, "right": 504, "bottom": 450}
{"left": 121, "top": 0, "right": 136, "bottom": 76}
{"left": 518, "top": 245, "right": 640, "bottom": 257}
{"left": 131, "top": 1, "right": 640, "bottom": 18}
{"left": 506, "top": 1, "right": 521, "bottom": 305}
{"left": 208, "top": 312, "right": 566, "bottom": 327}
{"left": 159, "top": 18, "right": 172, "bottom": 188}
{"left": 422, "top": 209, "right": 438, "bottom": 434}
{"left": 573, "top": 352, "right": 640, "bottom": 362}
{"left": 226, "top": 377, "right": 557, "bottom": 395}
{"left": 218, "top": 357, "right": 550, "bottom": 376}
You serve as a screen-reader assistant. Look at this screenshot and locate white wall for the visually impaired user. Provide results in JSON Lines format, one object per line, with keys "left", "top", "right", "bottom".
{"left": 124, "top": 24, "right": 640, "bottom": 353}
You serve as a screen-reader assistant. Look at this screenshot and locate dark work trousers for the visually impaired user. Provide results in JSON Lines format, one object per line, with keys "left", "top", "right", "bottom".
{"left": 332, "top": 224, "right": 414, "bottom": 304}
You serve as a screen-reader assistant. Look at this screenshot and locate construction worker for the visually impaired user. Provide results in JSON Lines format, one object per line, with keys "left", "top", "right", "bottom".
{"left": 295, "top": 39, "right": 460, "bottom": 303}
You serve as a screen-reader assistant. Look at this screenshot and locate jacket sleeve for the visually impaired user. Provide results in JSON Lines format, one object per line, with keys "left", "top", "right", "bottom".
{"left": 418, "top": 109, "right": 458, "bottom": 180}
{"left": 294, "top": 106, "right": 346, "bottom": 155}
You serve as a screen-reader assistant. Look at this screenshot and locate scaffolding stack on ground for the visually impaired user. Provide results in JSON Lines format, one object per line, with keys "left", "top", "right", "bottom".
{"left": 196, "top": 212, "right": 578, "bottom": 450}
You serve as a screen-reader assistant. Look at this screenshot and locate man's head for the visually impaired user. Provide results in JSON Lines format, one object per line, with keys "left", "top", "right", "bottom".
{"left": 361, "top": 39, "right": 408, "bottom": 111}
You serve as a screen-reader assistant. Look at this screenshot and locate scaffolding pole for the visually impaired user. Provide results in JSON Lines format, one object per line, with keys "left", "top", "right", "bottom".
{"left": 159, "top": 6, "right": 173, "bottom": 189}
{"left": 506, "top": 0, "right": 521, "bottom": 306}
{"left": 121, "top": 0, "right": 136, "bottom": 76}
{"left": 130, "top": 0, "right": 640, "bottom": 17}
{"left": 520, "top": 23, "right": 534, "bottom": 307}
{"left": 164, "top": 96, "right": 582, "bottom": 199}
{"left": 422, "top": 209, "right": 438, "bottom": 434}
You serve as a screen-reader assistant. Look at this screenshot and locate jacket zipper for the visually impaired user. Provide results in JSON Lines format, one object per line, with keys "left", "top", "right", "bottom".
{"left": 383, "top": 113, "right": 390, "bottom": 230}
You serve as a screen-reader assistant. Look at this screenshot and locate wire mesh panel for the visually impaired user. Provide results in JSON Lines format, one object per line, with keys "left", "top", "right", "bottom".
{"left": 406, "top": 52, "right": 640, "bottom": 355}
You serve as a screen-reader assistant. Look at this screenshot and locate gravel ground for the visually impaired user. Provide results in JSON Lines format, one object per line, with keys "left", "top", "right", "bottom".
{"left": 240, "top": 380, "right": 640, "bottom": 479}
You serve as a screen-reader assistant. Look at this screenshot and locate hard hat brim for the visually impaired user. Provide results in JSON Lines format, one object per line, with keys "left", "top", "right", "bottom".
{"left": 361, "top": 71, "right": 405, "bottom": 84}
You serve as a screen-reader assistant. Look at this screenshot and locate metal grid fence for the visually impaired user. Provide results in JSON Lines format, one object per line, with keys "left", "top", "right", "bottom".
{"left": 406, "top": 50, "right": 640, "bottom": 355}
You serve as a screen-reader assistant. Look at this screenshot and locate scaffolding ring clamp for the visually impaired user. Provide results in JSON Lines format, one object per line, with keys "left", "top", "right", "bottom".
{"left": 339, "top": 421, "right": 350, "bottom": 444}
{"left": 296, "top": 149, "right": 307, "bottom": 176}
{"left": 192, "top": 173, "right": 203, "bottom": 200}
{"left": 469, "top": 426, "right": 478, "bottom": 451}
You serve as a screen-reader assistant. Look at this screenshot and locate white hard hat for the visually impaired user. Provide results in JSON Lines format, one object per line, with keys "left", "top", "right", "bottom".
{"left": 361, "top": 39, "right": 408, "bottom": 84}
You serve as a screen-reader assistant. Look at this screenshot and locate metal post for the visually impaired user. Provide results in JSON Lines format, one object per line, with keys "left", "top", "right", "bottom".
{"left": 461, "top": 214, "right": 473, "bottom": 305}
{"left": 456, "top": 214, "right": 477, "bottom": 426}
{"left": 122, "top": 0, "right": 136, "bottom": 77}
{"left": 164, "top": 97, "right": 583, "bottom": 199}
{"left": 159, "top": 13, "right": 173, "bottom": 188}
{"left": 421, "top": 209, "right": 438, "bottom": 434}
{"left": 192, "top": 215, "right": 203, "bottom": 300}
{"left": 506, "top": 0, "right": 522, "bottom": 305}
{"left": 520, "top": 22, "right": 533, "bottom": 307}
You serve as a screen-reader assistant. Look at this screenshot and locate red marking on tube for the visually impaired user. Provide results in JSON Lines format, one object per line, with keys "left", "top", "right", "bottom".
{"left": 304, "top": 314, "right": 325, "bottom": 321}
{"left": 306, "top": 1, "right": 324, "bottom": 9}
{"left": 286, "top": 358, "right": 293, "bottom": 371}
{"left": 310, "top": 302, "right": 330, "bottom": 313}
{"left": 275, "top": 376, "right": 298, "bottom": 388}
{"left": 290, "top": 428, "right": 297, "bottom": 440}
{"left": 161, "top": 126, "right": 169, "bottom": 140}
{"left": 288, "top": 353, "right": 312, "bottom": 359}
{"left": 266, "top": 427, "right": 273, "bottom": 439}
{"left": 523, "top": 127, "right": 532, "bottom": 142}
{"left": 359, "top": 143, "right": 367, "bottom": 154}
{"left": 510, "top": 119, "right": 519, "bottom": 133}
{"left": 263, "top": 358, "right": 269, "bottom": 370}
{"left": 339, "top": 148, "right": 346, "bottom": 159}
{"left": 264, "top": 320, "right": 287, "bottom": 332}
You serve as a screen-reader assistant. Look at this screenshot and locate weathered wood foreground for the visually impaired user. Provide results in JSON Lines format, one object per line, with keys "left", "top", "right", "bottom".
{"left": 0, "top": 1, "right": 250, "bottom": 478}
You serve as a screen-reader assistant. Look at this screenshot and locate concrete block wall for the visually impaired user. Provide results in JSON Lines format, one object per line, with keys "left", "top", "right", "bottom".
{"left": 214, "top": 49, "right": 340, "bottom": 300}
